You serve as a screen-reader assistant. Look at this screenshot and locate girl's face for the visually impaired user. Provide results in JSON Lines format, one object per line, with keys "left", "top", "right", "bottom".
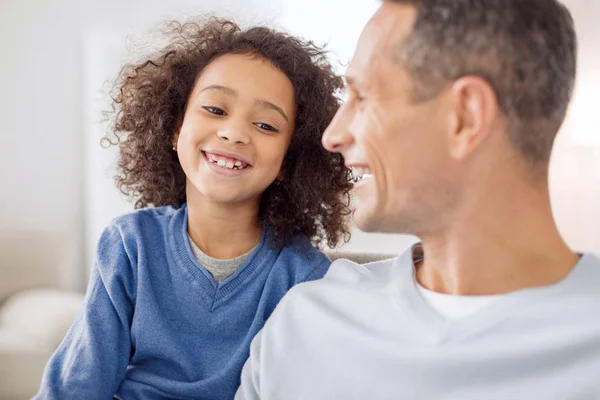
{"left": 175, "top": 53, "right": 295, "bottom": 207}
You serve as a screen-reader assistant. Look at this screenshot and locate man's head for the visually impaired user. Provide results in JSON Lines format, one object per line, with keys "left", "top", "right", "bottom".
{"left": 322, "top": 0, "right": 577, "bottom": 234}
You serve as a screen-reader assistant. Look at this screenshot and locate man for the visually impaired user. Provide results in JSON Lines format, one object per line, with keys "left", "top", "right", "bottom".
{"left": 236, "top": 0, "right": 600, "bottom": 398}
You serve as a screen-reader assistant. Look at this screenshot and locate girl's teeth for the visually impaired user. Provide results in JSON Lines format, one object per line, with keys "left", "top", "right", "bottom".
{"left": 207, "top": 152, "right": 247, "bottom": 170}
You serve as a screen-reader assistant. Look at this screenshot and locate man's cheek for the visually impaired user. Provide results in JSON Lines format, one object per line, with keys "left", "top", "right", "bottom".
{"left": 349, "top": 109, "right": 370, "bottom": 139}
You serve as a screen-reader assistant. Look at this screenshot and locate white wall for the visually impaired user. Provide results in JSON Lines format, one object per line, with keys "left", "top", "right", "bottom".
{"left": 1, "top": 0, "right": 87, "bottom": 289}
{"left": 549, "top": 0, "right": 600, "bottom": 254}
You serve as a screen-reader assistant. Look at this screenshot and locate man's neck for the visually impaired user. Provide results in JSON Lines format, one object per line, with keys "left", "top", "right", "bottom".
{"left": 415, "top": 178, "right": 579, "bottom": 296}
{"left": 186, "top": 186, "right": 262, "bottom": 260}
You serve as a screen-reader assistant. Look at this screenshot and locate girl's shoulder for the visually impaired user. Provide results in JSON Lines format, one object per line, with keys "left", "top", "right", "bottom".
{"left": 113, "top": 204, "right": 180, "bottom": 225}
{"left": 109, "top": 205, "right": 182, "bottom": 236}
{"left": 275, "top": 234, "right": 331, "bottom": 282}
{"left": 100, "top": 205, "right": 184, "bottom": 255}
{"left": 95, "top": 205, "right": 185, "bottom": 277}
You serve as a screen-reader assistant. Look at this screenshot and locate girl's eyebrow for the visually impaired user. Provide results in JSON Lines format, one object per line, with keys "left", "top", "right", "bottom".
{"left": 254, "top": 99, "right": 289, "bottom": 122}
{"left": 198, "top": 84, "right": 237, "bottom": 97}
{"left": 198, "top": 84, "right": 289, "bottom": 122}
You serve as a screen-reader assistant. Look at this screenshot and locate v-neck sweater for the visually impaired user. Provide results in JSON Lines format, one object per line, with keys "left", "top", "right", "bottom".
{"left": 35, "top": 204, "right": 331, "bottom": 400}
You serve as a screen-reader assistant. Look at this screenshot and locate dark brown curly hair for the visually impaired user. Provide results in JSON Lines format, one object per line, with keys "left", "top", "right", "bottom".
{"left": 106, "top": 17, "right": 352, "bottom": 248}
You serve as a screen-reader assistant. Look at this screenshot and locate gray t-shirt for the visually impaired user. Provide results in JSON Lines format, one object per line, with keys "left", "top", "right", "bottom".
{"left": 237, "top": 246, "right": 600, "bottom": 400}
{"left": 188, "top": 235, "right": 258, "bottom": 283}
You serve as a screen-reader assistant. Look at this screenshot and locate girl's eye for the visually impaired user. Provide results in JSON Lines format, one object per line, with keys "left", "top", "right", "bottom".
{"left": 203, "top": 106, "right": 226, "bottom": 116}
{"left": 255, "top": 123, "right": 279, "bottom": 133}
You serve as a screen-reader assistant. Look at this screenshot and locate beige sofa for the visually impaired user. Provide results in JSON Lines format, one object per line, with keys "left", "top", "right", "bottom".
{"left": 0, "top": 227, "right": 85, "bottom": 400}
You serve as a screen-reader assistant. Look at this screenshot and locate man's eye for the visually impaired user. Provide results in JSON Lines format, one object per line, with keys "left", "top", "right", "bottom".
{"left": 255, "top": 123, "right": 279, "bottom": 133}
{"left": 203, "top": 106, "right": 226, "bottom": 116}
{"left": 347, "top": 92, "right": 364, "bottom": 107}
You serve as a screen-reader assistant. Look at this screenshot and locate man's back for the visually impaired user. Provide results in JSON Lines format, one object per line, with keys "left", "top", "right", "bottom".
{"left": 237, "top": 247, "right": 600, "bottom": 399}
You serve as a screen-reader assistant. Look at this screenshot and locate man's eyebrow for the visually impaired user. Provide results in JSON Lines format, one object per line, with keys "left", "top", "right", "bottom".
{"left": 255, "top": 99, "right": 289, "bottom": 122}
{"left": 198, "top": 84, "right": 237, "bottom": 97}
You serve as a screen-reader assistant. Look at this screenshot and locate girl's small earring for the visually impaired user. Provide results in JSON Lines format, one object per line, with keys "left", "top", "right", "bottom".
{"left": 172, "top": 146, "right": 177, "bottom": 151}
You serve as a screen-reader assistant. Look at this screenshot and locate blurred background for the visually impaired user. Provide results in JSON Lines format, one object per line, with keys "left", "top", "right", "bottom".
{"left": 0, "top": 0, "right": 598, "bottom": 397}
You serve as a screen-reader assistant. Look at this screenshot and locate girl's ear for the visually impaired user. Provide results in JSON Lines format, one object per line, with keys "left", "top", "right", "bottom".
{"left": 276, "top": 168, "right": 285, "bottom": 182}
{"left": 172, "top": 117, "right": 183, "bottom": 150}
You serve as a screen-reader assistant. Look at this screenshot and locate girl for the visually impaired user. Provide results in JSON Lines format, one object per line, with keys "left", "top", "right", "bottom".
{"left": 36, "top": 17, "right": 351, "bottom": 399}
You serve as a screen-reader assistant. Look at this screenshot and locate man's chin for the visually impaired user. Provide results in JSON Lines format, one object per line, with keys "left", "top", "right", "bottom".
{"left": 354, "top": 207, "right": 417, "bottom": 235}
{"left": 353, "top": 207, "right": 382, "bottom": 233}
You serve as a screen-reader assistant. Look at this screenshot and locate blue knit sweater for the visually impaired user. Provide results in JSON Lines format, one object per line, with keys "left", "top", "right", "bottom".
{"left": 35, "top": 205, "right": 331, "bottom": 399}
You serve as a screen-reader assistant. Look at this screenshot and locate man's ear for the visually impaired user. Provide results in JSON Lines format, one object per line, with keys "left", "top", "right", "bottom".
{"left": 447, "top": 76, "right": 499, "bottom": 160}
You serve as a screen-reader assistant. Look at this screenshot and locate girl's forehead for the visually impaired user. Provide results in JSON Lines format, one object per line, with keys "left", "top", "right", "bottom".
{"left": 192, "top": 54, "right": 295, "bottom": 111}
{"left": 197, "top": 54, "right": 285, "bottom": 85}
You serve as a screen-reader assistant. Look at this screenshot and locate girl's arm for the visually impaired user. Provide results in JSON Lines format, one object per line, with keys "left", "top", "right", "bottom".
{"left": 33, "top": 225, "right": 136, "bottom": 399}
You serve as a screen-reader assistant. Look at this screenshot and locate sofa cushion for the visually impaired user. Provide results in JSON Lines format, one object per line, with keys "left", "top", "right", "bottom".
{"left": 0, "top": 288, "right": 84, "bottom": 351}
{"left": 0, "top": 227, "right": 79, "bottom": 304}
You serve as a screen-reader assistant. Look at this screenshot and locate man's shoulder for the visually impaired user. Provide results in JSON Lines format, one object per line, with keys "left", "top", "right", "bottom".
{"left": 323, "top": 255, "right": 398, "bottom": 285}
{"left": 255, "top": 254, "right": 407, "bottom": 375}
{"left": 277, "top": 255, "right": 399, "bottom": 311}
{"left": 541, "top": 252, "right": 600, "bottom": 312}
{"left": 261, "top": 246, "right": 416, "bottom": 338}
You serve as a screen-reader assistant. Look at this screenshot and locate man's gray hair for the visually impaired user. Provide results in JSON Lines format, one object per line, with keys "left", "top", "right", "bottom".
{"left": 388, "top": 0, "right": 577, "bottom": 166}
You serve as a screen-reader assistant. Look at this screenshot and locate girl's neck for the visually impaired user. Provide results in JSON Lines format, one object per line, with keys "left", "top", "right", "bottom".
{"left": 186, "top": 193, "right": 263, "bottom": 260}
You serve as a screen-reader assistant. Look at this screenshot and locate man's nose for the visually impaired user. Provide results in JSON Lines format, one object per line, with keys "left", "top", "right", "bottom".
{"left": 322, "top": 104, "right": 354, "bottom": 153}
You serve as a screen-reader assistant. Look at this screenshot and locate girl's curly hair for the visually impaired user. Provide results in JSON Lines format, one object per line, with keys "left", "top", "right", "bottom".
{"left": 107, "top": 17, "right": 352, "bottom": 248}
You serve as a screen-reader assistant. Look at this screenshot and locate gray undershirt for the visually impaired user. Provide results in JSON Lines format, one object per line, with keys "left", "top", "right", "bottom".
{"left": 188, "top": 234, "right": 258, "bottom": 283}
